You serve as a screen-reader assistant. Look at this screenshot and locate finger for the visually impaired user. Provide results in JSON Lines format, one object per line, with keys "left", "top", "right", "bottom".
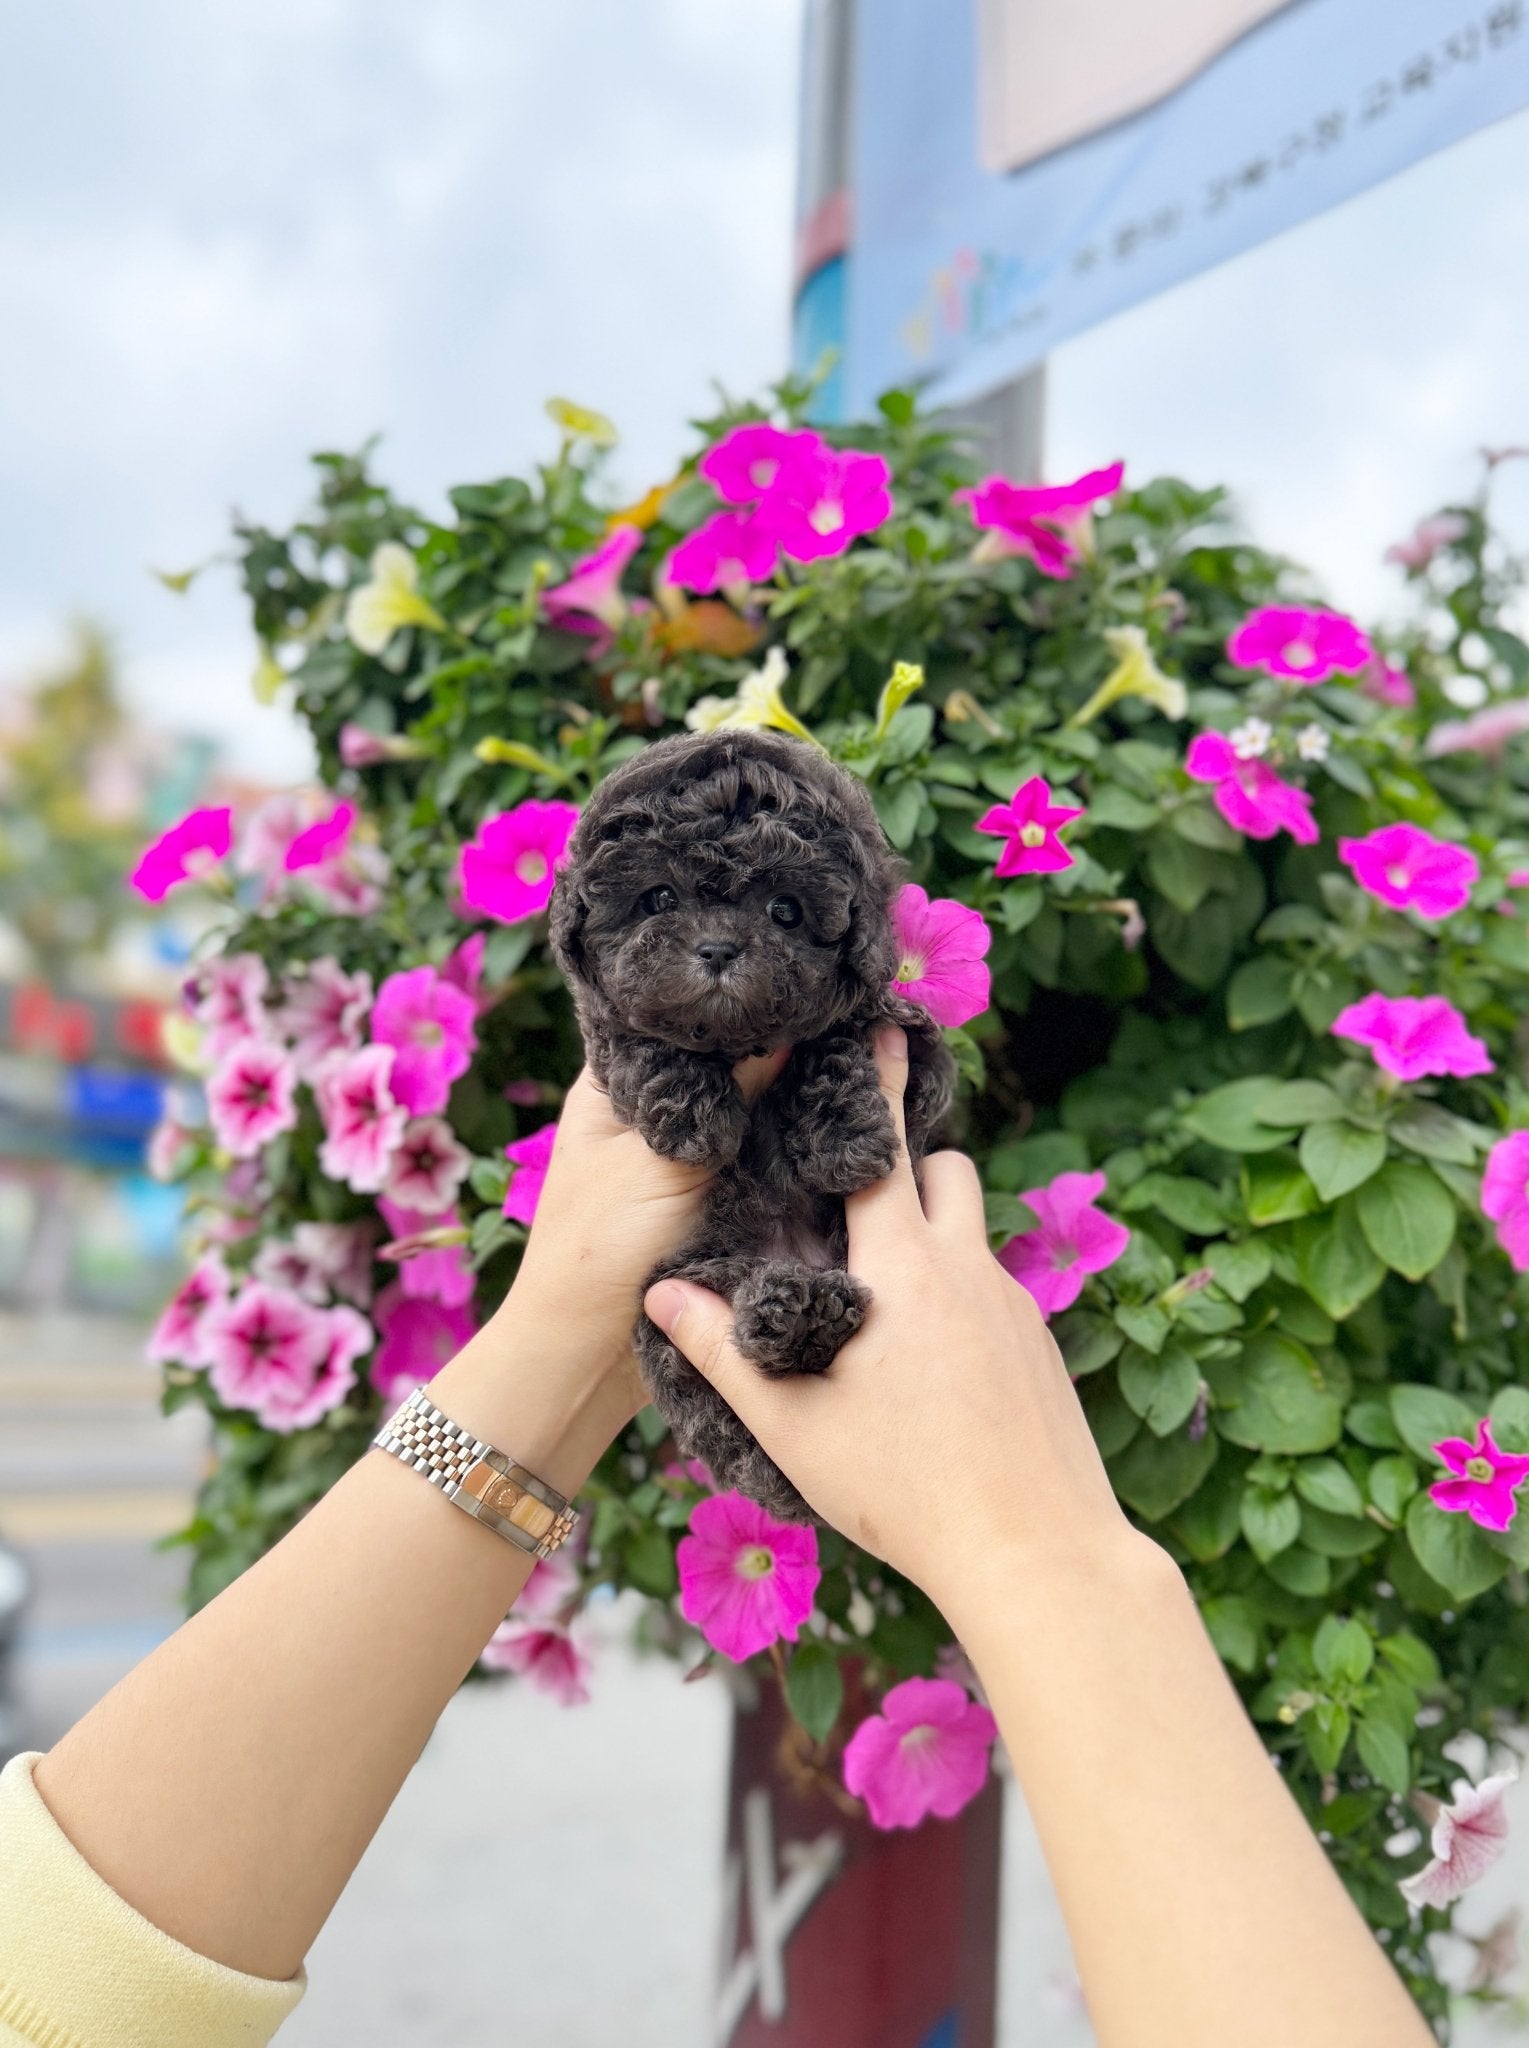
{"left": 845, "top": 1026, "right": 925, "bottom": 1258}
{"left": 733, "top": 1045, "right": 792, "bottom": 1104}
{"left": 644, "top": 1279, "right": 784, "bottom": 1437}
{"left": 921, "top": 1149, "right": 987, "bottom": 1241}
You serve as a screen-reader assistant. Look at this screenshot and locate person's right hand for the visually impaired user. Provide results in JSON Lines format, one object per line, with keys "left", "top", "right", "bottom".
{"left": 642, "top": 1026, "right": 1146, "bottom": 1617}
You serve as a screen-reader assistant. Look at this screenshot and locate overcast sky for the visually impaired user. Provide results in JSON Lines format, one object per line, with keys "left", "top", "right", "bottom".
{"left": 3, "top": 0, "right": 1528, "bottom": 783}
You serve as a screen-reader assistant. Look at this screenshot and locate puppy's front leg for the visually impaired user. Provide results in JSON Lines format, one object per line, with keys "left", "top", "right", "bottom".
{"left": 778, "top": 1029, "right": 899, "bottom": 1195}
{"left": 600, "top": 1033, "right": 747, "bottom": 1167}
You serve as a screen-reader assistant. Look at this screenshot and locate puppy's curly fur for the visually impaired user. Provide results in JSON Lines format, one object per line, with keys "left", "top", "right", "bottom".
{"left": 550, "top": 728, "right": 954, "bottom": 1521}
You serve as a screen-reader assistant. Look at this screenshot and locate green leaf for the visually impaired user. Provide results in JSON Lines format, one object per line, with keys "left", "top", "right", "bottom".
{"left": 1355, "top": 1717, "right": 1411, "bottom": 1797}
{"left": 1367, "top": 1455, "right": 1419, "bottom": 1523}
{"left": 1120, "top": 1342, "right": 1203, "bottom": 1436}
{"left": 1213, "top": 1332, "right": 1344, "bottom": 1454}
{"left": 1404, "top": 1493, "right": 1508, "bottom": 1602}
{"left": 1290, "top": 1200, "right": 1386, "bottom": 1319}
{"left": 1170, "top": 799, "right": 1243, "bottom": 850}
{"left": 1390, "top": 1385, "right": 1479, "bottom": 1462}
{"left": 1123, "top": 1173, "right": 1226, "bottom": 1235}
{"left": 1258, "top": 1080, "right": 1345, "bottom": 1126}
{"left": 1200, "top": 1595, "right": 1261, "bottom": 1673}
{"left": 1171, "top": 1456, "right": 1245, "bottom": 1561}
{"left": 1356, "top": 1163, "right": 1457, "bottom": 1281}
{"left": 1240, "top": 1485, "right": 1301, "bottom": 1561}
{"left": 1388, "top": 1102, "right": 1484, "bottom": 1166}
{"left": 1265, "top": 1545, "right": 1332, "bottom": 1597}
{"left": 785, "top": 1640, "right": 844, "bottom": 1743}
{"left": 1301, "top": 1503, "right": 1384, "bottom": 1557}
{"left": 1377, "top": 1631, "right": 1441, "bottom": 1690}
{"left": 1305, "top": 1699, "right": 1348, "bottom": 1774}
{"left": 1182, "top": 1078, "right": 1287, "bottom": 1154}
{"left": 1298, "top": 1123, "right": 1387, "bottom": 1202}
{"left": 1053, "top": 1309, "right": 1125, "bottom": 1378}
{"left": 1347, "top": 1396, "right": 1403, "bottom": 1450}
{"left": 1242, "top": 1151, "right": 1321, "bottom": 1225}
{"left": 1490, "top": 1385, "right": 1529, "bottom": 1453}
{"left": 624, "top": 1528, "right": 677, "bottom": 1598}
{"left": 1295, "top": 1458, "right": 1366, "bottom": 1519}
{"left": 1314, "top": 1615, "right": 1374, "bottom": 1686}
{"left": 1227, "top": 956, "right": 1297, "bottom": 1030}
{"left": 1147, "top": 830, "right": 1227, "bottom": 914}
{"left": 1087, "top": 784, "right": 1159, "bottom": 830}
{"left": 1115, "top": 1303, "right": 1170, "bottom": 1355}
{"left": 1204, "top": 1239, "right": 1272, "bottom": 1301}
{"left": 468, "top": 1156, "right": 511, "bottom": 1205}
{"left": 1109, "top": 1426, "right": 1218, "bottom": 1519}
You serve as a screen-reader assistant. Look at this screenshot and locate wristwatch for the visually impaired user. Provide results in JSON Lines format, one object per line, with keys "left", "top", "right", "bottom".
{"left": 371, "top": 1387, "right": 580, "bottom": 1559}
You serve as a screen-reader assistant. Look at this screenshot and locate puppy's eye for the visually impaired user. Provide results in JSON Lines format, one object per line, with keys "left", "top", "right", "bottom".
{"left": 639, "top": 885, "right": 679, "bottom": 917}
{"left": 767, "top": 894, "right": 803, "bottom": 929}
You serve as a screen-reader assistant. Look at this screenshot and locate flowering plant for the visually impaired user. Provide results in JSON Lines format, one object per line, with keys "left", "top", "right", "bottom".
{"left": 146, "top": 396, "right": 1529, "bottom": 2029}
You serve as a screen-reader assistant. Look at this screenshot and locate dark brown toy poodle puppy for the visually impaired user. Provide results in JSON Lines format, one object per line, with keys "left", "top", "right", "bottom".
{"left": 549, "top": 727, "right": 954, "bottom": 1521}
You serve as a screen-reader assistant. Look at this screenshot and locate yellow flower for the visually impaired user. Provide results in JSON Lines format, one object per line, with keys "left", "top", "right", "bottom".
{"left": 683, "top": 694, "right": 738, "bottom": 733}
{"left": 546, "top": 397, "right": 618, "bottom": 447}
{"left": 344, "top": 543, "right": 447, "bottom": 657}
{"left": 607, "top": 472, "right": 684, "bottom": 531}
{"left": 161, "top": 1011, "right": 210, "bottom": 1075}
{"left": 873, "top": 660, "right": 925, "bottom": 740}
{"left": 682, "top": 648, "right": 817, "bottom": 743}
{"left": 1068, "top": 625, "right": 1187, "bottom": 728}
{"left": 251, "top": 643, "right": 284, "bottom": 704}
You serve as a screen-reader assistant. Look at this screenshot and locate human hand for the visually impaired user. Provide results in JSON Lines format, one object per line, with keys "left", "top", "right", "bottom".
{"left": 641, "top": 1028, "right": 1141, "bottom": 1618}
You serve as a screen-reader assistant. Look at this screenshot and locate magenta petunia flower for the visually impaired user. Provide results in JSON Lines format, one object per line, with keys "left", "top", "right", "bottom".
{"left": 205, "top": 1038, "right": 299, "bottom": 1160}
{"left": 957, "top": 461, "right": 1124, "bottom": 578}
{"left": 266, "top": 1304, "right": 374, "bottom": 1433}
{"left": 202, "top": 1281, "right": 349, "bottom": 1433}
{"left": 481, "top": 1616, "right": 594, "bottom": 1705}
{"left": 1429, "top": 1418, "right": 1529, "bottom": 1533}
{"left": 458, "top": 799, "right": 580, "bottom": 924}
{"left": 1386, "top": 512, "right": 1469, "bottom": 574}
{"left": 665, "top": 509, "right": 781, "bottom": 592}
{"left": 385, "top": 1116, "right": 472, "bottom": 1212}
{"left": 275, "top": 956, "right": 374, "bottom": 1078}
{"left": 543, "top": 525, "right": 642, "bottom": 635}
{"left": 889, "top": 885, "right": 991, "bottom": 1027}
{"left": 975, "top": 776, "right": 1083, "bottom": 877}
{"left": 996, "top": 1169, "right": 1130, "bottom": 1319}
{"left": 370, "top": 1285, "right": 475, "bottom": 1405}
{"left": 370, "top": 965, "right": 477, "bottom": 1117}
{"left": 283, "top": 799, "right": 356, "bottom": 873}
{"left": 503, "top": 1120, "right": 559, "bottom": 1225}
{"left": 1337, "top": 823, "right": 1480, "bottom": 920}
{"left": 1184, "top": 731, "right": 1319, "bottom": 844}
{"left": 128, "top": 806, "right": 233, "bottom": 901}
{"left": 1330, "top": 992, "right": 1492, "bottom": 1084}
{"left": 1359, "top": 658, "right": 1416, "bottom": 709}
{"left": 1424, "top": 699, "right": 1529, "bottom": 759}
{"left": 1226, "top": 605, "right": 1372, "bottom": 683}
{"left": 441, "top": 932, "right": 485, "bottom": 1004}
{"left": 1399, "top": 1772, "right": 1516, "bottom": 1909}
{"left": 377, "top": 1196, "right": 475, "bottom": 1308}
{"left": 676, "top": 1490, "right": 820, "bottom": 1662}
{"left": 842, "top": 1677, "right": 998, "bottom": 1831}
{"left": 770, "top": 447, "right": 894, "bottom": 563}
{"left": 146, "top": 1251, "right": 230, "bottom": 1366}
{"left": 1482, "top": 1131, "right": 1529, "bottom": 1270}
{"left": 316, "top": 1043, "right": 408, "bottom": 1193}
{"left": 188, "top": 952, "right": 270, "bottom": 1059}
{"left": 698, "top": 423, "right": 827, "bottom": 506}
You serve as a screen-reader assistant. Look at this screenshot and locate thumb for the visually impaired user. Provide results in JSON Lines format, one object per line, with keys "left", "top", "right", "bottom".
{"left": 644, "top": 1278, "right": 770, "bottom": 1430}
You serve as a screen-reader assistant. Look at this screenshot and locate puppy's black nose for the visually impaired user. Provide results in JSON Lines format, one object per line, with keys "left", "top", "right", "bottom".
{"left": 695, "top": 936, "right": 742, "bottom": 969}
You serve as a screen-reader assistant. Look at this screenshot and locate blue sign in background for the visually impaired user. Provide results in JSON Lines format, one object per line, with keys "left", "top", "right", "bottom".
{"left": 847, "top": 0, "right": 1529, "bottom": 416}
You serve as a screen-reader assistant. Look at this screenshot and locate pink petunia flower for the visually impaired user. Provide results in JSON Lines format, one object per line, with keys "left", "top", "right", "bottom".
{"left": 770, "top": 447, "right": 894, "bottom": 563}
{"left": 996, "top": 1170, "right": 1130, "bottom": 1319}
{"left": 441, "top": 932, "right": 485, "bottom": 1005}
{"left": 146, "top": 1252, "right": 230, "bottom": 1366}
{"left": 146, "top": 1114, "right": 197, "bottom": 1182}
{"left": 316, "top": 1043, "right": 408, "bottom": 1192}
{"left": 1330, "top": 992, "right": 1492, "bottom": 1084}
{"left": 1337, "top": 823, "right": 1480, "bottom": 920}
{"left": 676, "top": 1490, "right": 819, "bottom": 1662}
{"left": 205, "top": 1038, "right": 299, "bottom": 1159}
{"left": 458, "top": 799, "right": 580, "bottom": 924}
{"left": 339, "top": 723, "right": 421, "bottom": 768}
{"left": 480, "top": 1616, "right": 594, "bottom": 1705}
{"left": 1359, "top": 658, "right": 1416, "bottom": 709}
{"left": 370, "top": 1285, "right": 476, "bottom": 1405}
{"left": 1184, "top": 732, "right": 1319, "bottom": 844}
{"left": 1226, "top": 605, "right": 1372, "bottom": 683}
{"left": 202, "top": 1281, "right": 338, "bottom": 1432}
{"left": 1400, "top": 1772, "right": 1516, "bottom": 1910}
{"left": 236, "top": 793, "right": 313, "bottom": 890}
{"left": 296, "top": 1219, "right": 379, "bottom": 1307}
{"left": 275, "top": 956, "right": 373, "bottom": 1077}
{"left": 283, "top": 799, "right": 355, "bottom": 872}
{"left": 128, "top": 806, "right": 233, "bottom": 901}
{"left": 188, "top": 953, "right": 270, "bottom": 1059}
{"left": 543, "top": 525, "right": 643, "bottom": 635}
{"left": 1482, "top": 1131, "right": 1529, "bottom": 1270}
{"left": 300, "top": 839, "right": 389, "bottom": 919}
{"left": 377, "top": 1196, "right": 475, "bottom": 1308}
{"left": 516, "top": 1551, "right": 582, "bottom": 1621}
{"left": 842, "top": 1677, "right": 998, "bottom": 1831}
{"left": 1424, "top": 699, "right": 1529, "bottom": 759}
{"left": 1428, "top": 1418, "right": 1529, "bottom": 1533}
{"left": 264, "top": 1304, "right": 373, "bottom": 1432}
{"left": 958, "top": 461, "right": 1124, "bottom": 578}
{"left": 665, "top": 510, "right": 781, "bottom": 592}
{"left": 1386, "top": 512, "right": 1469, "bottom": 574}
{"left": 385, "top": 1116, "right": 472, "bottom": 1212}
{"left": 889, "top": 885, "right": 991, "bottom": 1027}
{"left": 698, "top": 423, "right": 827, "bottom": 506}
{"left": 975, "top": 776, "right": 1083, "bottom": 877}
{"left": 503, "top": 1120, "right": 559, "bottom": 1225}
{"left": 370, "top": 966, "right": 477, "bottom": 1117}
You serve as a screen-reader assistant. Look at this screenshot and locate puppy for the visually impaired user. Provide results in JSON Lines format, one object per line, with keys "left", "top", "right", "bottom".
{"left": 550, "top": 727, "right": 954, "bottom": 1521}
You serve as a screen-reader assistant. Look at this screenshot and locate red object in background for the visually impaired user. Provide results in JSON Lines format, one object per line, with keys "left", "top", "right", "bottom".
{"left": 1, "top": 981, "right": 170, "bottom": 1070}
{"left": 719, "top": 1676, "right": 1001, "bottom": 2048}
{"left": 12, "top": 982, "right": 97, "bottom": 1062}
{"left": 116, "top": 998, "right": 168, "bottom": 1064}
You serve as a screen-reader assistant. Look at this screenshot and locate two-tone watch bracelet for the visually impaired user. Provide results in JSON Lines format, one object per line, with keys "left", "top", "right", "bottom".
{"left": 371, "top": 1386, "right": 580, "bottom": 1559}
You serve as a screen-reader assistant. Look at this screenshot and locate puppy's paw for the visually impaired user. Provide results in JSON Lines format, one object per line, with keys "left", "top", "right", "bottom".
{"left": 787, "top": 1098, "right": 899, "bottom": 1195}
{"left": 633, "top": 1068, "right": 747, "bottom": 1166}
{"left": 733, "top": 1262, "right": 870, "bottom": 1377}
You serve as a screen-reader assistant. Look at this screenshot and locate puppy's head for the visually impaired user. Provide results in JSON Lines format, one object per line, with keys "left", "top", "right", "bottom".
{"left": 550, "top": 729, "right": 898, "bottom": 1055}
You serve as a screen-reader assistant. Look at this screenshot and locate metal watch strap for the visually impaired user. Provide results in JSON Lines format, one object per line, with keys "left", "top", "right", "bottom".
{"left": 371, "top": 1387, "right": 579, "bottom": 1560}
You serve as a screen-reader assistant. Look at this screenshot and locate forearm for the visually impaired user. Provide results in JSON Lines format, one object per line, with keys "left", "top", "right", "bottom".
{"left": 33, "top": 1282, "right": 631, "bottom": 1983}
{"left": 946, "top": 1535, "right": 1431, "bottom": 2048}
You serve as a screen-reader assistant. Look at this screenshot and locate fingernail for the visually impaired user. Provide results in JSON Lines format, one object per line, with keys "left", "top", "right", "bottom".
{"left": 644, "top": 1280, "right": 686, "bottom": 1334}
{"left": 876, "top": 1024, "right": 908, "bottom": 1062}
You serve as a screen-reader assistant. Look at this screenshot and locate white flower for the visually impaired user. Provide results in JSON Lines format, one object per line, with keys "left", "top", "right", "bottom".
{"left": 681, "top": 648, "right": 814, "bottom": 742}
{"left": 683, "top": 694, "right": 739, "bottom": 733}
{"left": 1229, "top": 716, "right": 1273, "bottom": 760}
{"left": 1295, "top": 723, "right": 1330, "bottom": 763}
{"left": 1400, "top": 1769, "right": 1516, "bottom": 1910}
{"left": 344, "top": 543, "right": 446, "bottom": 657}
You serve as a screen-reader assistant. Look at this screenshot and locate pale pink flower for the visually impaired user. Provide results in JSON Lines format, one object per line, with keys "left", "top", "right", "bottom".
{"left": 1386, "top": 512, "right": 1469, "bottom": 573}
{"left": 975, "top": 776, "right": 1083, "bottom": 876}
{"left": 516, "top": 1551, "right": 581, "bottom": 1622}
{"left": 1338, "top": 823, "right": 1479, "bottom": 920}
{"left": 263, "top": 1304, "right": 373, "bottom": 1432}
{"left": 1184, "top": 732, "right": 1319, "bottom": 844}
{"left": 1482, "top": 1131, "right": 1529, "bottom": 1270}
{"left": 957, "top": 461, "right": 1124, "bottom": 577}
{"left": 662, "top": 1458, "right": 716, "bottom": 1492}
{"left": 1424, "top": 699, "right": 1529, "bottom": 759}
{"left": 338, "top": 724, "right": 420, "bottom": 768}
{"left": 504, "top": 1079, "right": 546, "bottom": 1106}
{"left": 284, "top": 799, "right": 355, "bottom": 872}
{"left": 189, "top": 953, "right": 270, "bottom": 1058}
{"left": 385, "top": 1116, "right": 472, "bottom": 1211}
{"left": 480, "top": 1616, "right": 594, "bottom": 1704}
{"left": 298, "top": 840, "right": 389, "bottom": 918}
{"left": 698, "top": 423, "right": 826, "bottom": 505}
{"left": 202, "top": 1281, "right": 335, "bottom": 1431}
{"left": 889, "top": 885, "right": 991, "bottom": 1026}
{"left": 666, "top": 510, "right": 780, "bottom": 592}
{"left": 371, "top": 966, "right": 477, "bottom": 1117}
{"left": 276, "top": 957, "right": 373, "bottom": 1076}
{"left": 770, "top": 448, "right": 894, "bottom": 562}
{"left": 236, "top": 793, "right": 313, "bottom": 886}
{"left": 543, "top": 526, "right": 642, "bottom": 635}
{"left": 842, "top": 1677, "right": 998, "bottom": 1831}
{"left": 1360, "top": 658, "right": 1416, "bottom": 709}
{"left": 458, "top": 800, "right": 579, "bottom": 923}
{"left": 377, "top": 1196, "right": 475, "bottom": 1308}
{"left": 146, "top": 1252, "right": 230, "bottom": 1366}
{"left": 1331, "top": 992, "right": 1492, "bottom": 1083}
{"left": 370, "top": 1285, "right": 475, "bottom": 1404}
{"left": 292, "top": 1219, "right": 379, "bottom": 1307}
{"left": 677, "top": 1490, "right": 820, "bottom": 1662}
{"left": 128, "top": 806, "right": 232, "bottom": 901}
{"left": 503, "top": 1121, "right": 558, "bottom": 1224}
{"left": 996, "top": 1170, "right": 1130, "bottom": 1319}
{"left": 253, "top": 1235, "right": 332, "bottom": 1302}
{"left": 1226, "top": 605, "right": 1372, "bottom": 683}
{"left": 146, "top": 1115, "right": 197, "bottom": 1182}
{"left": 1400, "top": 1772, "right": 1516, "bottom": 1910}
{"left": 205, "top": 1038, "right": 299, "bottom": 1159}
{"left": 316, "top": 1043, "right": 408, "bottom": 1192}
{"left": 440, "top": 933, "right": 485, "bottom": 1005}
{"left": 1429, "top": 1418, "right": 1529, "bottom": 1532}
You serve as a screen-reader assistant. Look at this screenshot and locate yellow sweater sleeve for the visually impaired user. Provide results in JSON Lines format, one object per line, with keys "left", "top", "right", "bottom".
{"left": 0, "top": 1751, "right": 305, "bottom": 2048}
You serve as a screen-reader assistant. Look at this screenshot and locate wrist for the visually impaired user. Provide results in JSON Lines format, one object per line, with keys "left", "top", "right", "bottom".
{"left": 934, "top": 1521, "right": 1180, "bottom": 1663}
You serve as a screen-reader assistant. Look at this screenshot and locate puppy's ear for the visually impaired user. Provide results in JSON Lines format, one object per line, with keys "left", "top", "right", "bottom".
{"left": 548, "top": 867, "right": 591, "bottom": 985}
